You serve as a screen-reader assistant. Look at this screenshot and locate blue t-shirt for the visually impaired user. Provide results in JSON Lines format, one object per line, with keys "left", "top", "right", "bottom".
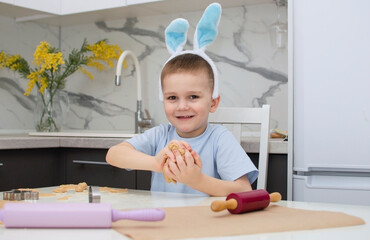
{"left": 126, "top": 123, "right": 258, "bottom": 195}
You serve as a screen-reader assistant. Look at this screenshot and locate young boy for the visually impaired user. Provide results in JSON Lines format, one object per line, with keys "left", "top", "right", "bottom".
{"left": 106, "top": 53, "right": 258, "bottom": 196}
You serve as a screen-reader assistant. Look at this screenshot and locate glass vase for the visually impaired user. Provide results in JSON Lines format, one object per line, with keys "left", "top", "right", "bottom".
{"left": 269, "top": 0, "right": 287, "bottom": 49}
{"left": 34, "top": 89, "right": 63, "bottom": 132}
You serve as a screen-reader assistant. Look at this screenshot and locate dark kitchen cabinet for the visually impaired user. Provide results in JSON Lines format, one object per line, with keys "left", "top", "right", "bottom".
{"left": 250, "top": 153, "right": 287, "bottom": 200}
{"left": 0, "top": 147, "right": 287, "bottom": 199}
{"left": 0, "top": 147, "right": 150, "bottom": 192}
{"left": 0, "top": 148, "right": 63, "bottom": 191}
{"left": 136, "top": 170, "right": 151, "bottom": 190}
{"left": 64, "top": 148, "right": 136, "bottom": 189}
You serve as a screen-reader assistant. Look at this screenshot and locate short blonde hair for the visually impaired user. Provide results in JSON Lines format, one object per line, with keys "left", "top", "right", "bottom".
{"left": 161, "top": 53, "right": 214, "bottom": 91}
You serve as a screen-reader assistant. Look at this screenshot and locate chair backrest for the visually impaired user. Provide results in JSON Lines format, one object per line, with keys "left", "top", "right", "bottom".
{"left": 208, "top": 105, "right": 271, "bottom": 190}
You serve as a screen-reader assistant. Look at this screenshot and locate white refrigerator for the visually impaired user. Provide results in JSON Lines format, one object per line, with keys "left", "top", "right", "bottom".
{"left": 291, "top": 0, "right": 370, "bottom": 205}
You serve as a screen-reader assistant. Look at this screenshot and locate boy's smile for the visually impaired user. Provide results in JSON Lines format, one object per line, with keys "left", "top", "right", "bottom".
{"left": 162, "top": 71, "right": 219, "bottom": 138}
{"left": 176, "top": 115, "right": 194, "bottom": 119}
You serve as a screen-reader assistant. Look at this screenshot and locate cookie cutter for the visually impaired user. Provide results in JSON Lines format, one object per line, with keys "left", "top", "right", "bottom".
{"left": 2, "top": 189, "right": 39, "bottom": 201}
{"left": 88, "top": 186, "right": 101, "bottom": 203}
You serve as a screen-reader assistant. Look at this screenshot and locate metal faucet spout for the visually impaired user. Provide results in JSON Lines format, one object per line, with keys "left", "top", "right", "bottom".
{"left": 115, "top": 75, "right": 121, "bottom": 86}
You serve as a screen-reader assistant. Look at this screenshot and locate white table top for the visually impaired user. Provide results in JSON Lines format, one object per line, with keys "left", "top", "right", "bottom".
{"left": 1, "top": 187, "right": 369, "bottom": 240}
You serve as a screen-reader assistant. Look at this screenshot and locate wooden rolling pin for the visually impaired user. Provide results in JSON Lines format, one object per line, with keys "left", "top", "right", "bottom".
{"left": 211, "top": 189, "right": 282, "bottom": 214}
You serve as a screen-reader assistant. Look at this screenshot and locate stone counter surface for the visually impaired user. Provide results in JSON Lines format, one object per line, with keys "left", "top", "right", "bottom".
{"left": 0, "top": 134, "right": 287, "bottom": 154}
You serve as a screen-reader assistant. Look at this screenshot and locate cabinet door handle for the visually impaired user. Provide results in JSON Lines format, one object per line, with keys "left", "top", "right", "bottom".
{"left": 0, "top": 162, "right": 3, "bottom": 167}
{"left": 72, "top": 160, "right": 110, "bottom": 166}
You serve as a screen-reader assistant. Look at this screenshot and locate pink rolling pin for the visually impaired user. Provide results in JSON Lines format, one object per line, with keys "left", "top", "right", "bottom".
{"left": 211, "top": 189, "right": 282, "bottom": 214}
{"left": 0, "top": 203, "right": 165, "bottom": 228}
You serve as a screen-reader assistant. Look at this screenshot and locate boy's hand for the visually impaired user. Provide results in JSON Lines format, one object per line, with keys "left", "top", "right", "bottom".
{"left": 154, "top": 140, "right": 192, "bottom": 174}
{"left": 161, "top": 140, "right": 192, "bottom": 183}
{"left": 164, "top": 148, "right": 203, "bottom": 185}
{"left": 163, "top": 140, "right": 192, "bottom": 162}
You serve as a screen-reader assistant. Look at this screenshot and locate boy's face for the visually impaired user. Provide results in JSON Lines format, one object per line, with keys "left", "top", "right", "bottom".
{"left": 162, "top": 70, "right": 220, "bottom": 138}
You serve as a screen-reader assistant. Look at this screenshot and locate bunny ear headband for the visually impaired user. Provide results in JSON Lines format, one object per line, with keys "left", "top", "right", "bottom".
{"left": 159, "top": 2, "right": 222, "bottom": 101}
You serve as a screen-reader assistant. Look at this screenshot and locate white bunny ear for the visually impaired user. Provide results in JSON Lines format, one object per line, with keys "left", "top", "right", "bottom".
{"left": 165, "top": 18, "right": 189, "bottom": 54}
{"left": 160, "top": 3, "right": 222, "bottom": 101}
{"left": 194, "top": 3, "right": 222, "bottom": 50}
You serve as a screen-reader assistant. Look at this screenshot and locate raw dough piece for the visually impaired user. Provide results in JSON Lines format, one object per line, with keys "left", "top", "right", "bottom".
{"left": 99, "top": 187, "right": 128, "bottom": 193}
{"left": 58, "top": 195, "right": 72, "bottom": 201}
{"left": 163, "top": 143, "right": 186, "bottom": 184}
{"left": 75, "top": 182, "right": 88, "bottom": 192}
{"left": 39, "top": 193, "right": 57, "bottom": 198}
{"left": 53, "top": 187, "right": 67, "bottom": 193}
{"left": 53, "top": 182, "right": 88, "bottom": 193}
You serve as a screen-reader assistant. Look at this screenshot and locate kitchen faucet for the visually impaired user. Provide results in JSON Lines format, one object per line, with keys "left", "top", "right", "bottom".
{"left": 115, "top": 50, "right": 153, "bottom": 133}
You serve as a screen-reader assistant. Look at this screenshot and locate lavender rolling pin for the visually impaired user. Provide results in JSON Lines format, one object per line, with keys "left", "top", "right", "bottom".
{"left": 0, "top": 203, "right": 165, "bottom": 228}
{"left": 211, "top": 189, "right": 282, "bottom": 214}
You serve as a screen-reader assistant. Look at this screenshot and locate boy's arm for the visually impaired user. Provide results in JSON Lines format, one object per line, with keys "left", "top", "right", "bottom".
{"left": 107, "top": 140, "right": 193, "bottom": 173}
{"left": 187, "top": 174, "right": 252, "bottom": 197}
{"left": 106, "top": 142, "right": 163, "bottom": 172}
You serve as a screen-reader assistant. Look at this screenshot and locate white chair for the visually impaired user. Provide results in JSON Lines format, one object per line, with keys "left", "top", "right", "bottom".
{"left": 208, "top": 105, "right": 271, "bottom": 190}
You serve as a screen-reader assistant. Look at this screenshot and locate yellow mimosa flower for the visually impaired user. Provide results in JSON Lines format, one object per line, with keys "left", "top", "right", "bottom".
{"left": 86, "top": 40, "right": 122, "bottom": 71}
{"left": 25, "top": 71, "right": 40, "bottom": 96}
{"left": 86, "top": 61, "right": 106, "bottom": 71}
{"left": 34, "top": 42, "right": 65, "bottom": 73}
{"left": 33, "top": 41, "right": 50, "bottom": 67}
{"left": 39, "top": 76, "right": 48, "bottom": 93}
{"left": 2, "top": 39, "right": 122, "bottom": 131}
{"left": 2, "top": 39, "right": 122, "bottom": 96}
{"left": 78, "top": 67, "right": 94, "bottom": 80}
{"left": 8, "top": 55, "right": 22, "bottom": 70}
{"left": 0, "top": 51, "right": 8, "bottom": 68}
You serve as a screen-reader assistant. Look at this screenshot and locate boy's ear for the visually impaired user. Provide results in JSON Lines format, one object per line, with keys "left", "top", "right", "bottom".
{"left": 210, "top": 95, "right": 221, "bottom": 113}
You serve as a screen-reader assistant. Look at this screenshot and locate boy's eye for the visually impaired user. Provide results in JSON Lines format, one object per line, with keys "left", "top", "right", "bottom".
{"left": 167, "top": 96, "right": 177, "bottom": 100}
{"left": 189, "top": 95, "right": 199, "bottom": 99}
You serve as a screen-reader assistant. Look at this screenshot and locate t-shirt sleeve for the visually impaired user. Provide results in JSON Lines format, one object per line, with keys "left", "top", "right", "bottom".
{"left": 126, "top": 125, "right": 167, "bottom": 156}
{"left": 215, "top": 130, "right": 259, "bottom": 184}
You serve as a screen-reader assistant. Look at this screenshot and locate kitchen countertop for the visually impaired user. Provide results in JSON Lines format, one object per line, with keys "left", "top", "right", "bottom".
{"left": 0, "top": 133, "right": 287, "bottom": 154}
{"left": 0, "top": 187, "right": 369, "bottom": 240}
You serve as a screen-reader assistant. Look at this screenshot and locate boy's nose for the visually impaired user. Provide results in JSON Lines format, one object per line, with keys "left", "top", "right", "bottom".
{"left": 177, "top": 99, "right": 189, "bottom": 110}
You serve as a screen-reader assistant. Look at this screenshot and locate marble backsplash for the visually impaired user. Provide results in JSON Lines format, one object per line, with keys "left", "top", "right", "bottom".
{"left": 0, "top": 3, "right": 287, "bottom": 133}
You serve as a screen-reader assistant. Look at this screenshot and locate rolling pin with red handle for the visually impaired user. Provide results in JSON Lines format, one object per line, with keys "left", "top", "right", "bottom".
{"left": 211, "top": 189, "right": 282, "bottom": 214}
{"left": 0, "top": 203, "right": 165, "bottom": 228}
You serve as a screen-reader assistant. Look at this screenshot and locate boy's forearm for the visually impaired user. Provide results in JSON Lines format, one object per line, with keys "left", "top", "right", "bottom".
{"left": 188, "top": 174, "right": 252, "bottom": 197}
{"left": 106, "top": 142, "right": 159, "bottom": 172}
